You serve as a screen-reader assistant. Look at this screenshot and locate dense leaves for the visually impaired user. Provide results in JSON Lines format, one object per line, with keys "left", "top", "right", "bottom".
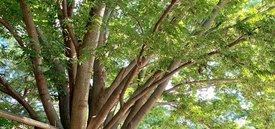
{"left": 0, "top": 0, "right": 274, "bottom": 129}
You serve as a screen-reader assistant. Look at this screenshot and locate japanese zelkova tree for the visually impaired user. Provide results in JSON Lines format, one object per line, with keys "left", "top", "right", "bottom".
{"left": 0, "top": 0, "right": 274, "bottom": 129}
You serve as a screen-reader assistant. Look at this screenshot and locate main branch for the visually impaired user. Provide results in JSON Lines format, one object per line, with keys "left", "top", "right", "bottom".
{"left": 19, "top": 0, "right": 63, "bottom": 128}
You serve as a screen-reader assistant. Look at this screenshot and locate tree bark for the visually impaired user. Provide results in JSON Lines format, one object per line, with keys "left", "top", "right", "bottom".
{"left": 19, "top": 0, "right": 63, "bottom": 128}
{"left": 53, "top": 60, "right": 70, "bottom": 129}
{"left": 70, "top": 2, "right": 105, "bottom": 129}
{"left": 0, "top": 110, "right": 56, "bottom": 129}
{"left": 89, "top": 8, "right": 111, "bottom": 117}
{"left": 58, "top": 1, "right": 78, "bottom": 127}
{"left": 124, "top": 61, "right": 180, "bottom": 129}
{"left": 121, "top": 72, "right": 163, "bottom": 129}
{"left": 87, "top": 65, "right": 139, "bottom": 129}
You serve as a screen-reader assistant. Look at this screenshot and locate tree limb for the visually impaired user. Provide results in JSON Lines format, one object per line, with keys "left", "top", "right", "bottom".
{"left": 70, "top": 2, "right": 105, "bottom": 129}
{"left": 0, "top": 110, "right": 57, "bottom": 129}
{"left": 194, "top": 0, "right": 228, "bottom": 35}
{"left": 121, "top": 35, "right": 246, "bottom": 129}
{"left": 61, "top": 0, "right": 79, "bottom": 50}
{"left": 122, "top": 60, "right": 181, "bottom": 129}
{"left": 219, "top": 5, "right": 275, "bottom": 33}
{"left": 89, "top": 8, "right": 112, "bottom": 118}
{"left": 19, "top": 0, "right": 63, "bottom": 128}
{"left": 103, "top": 1, "right": 181, "bottom": 121}
{"left": 165, "top": 78, "right": 239, "bottom": 92}
{"left": 106, "top": 71, "right": 163, "bottom": 129}
{"left": 0, "top": 17, "right": 25, "bottom": 47}
{"left": 87, "top": 65, "right": 139, "bottom": 129}
{"left": 153, "top": 0, "right": 178, "bottom": 32}
{"left": 0, "top": 77, "right": 40, "bottom": 121}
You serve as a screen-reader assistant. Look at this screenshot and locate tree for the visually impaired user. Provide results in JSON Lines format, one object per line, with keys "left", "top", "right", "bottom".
{"left": 0, "top": 0, "right": 274, "bottom": 129}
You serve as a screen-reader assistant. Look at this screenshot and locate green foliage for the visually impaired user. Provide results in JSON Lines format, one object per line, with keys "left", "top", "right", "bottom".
{"left": 0, "top": 118, "right": 19, "bottom": 128}
{"left": 0, "top": 0, "right": 274, "bottom": 128}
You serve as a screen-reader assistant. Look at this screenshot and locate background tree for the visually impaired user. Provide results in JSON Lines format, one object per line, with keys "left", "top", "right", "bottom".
{"left": 0, "top": 0, "right": 274, "bottom": 129}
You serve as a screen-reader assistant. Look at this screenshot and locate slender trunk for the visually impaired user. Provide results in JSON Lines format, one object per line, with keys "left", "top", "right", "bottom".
{"left": 194, "top": 0, "right": 228, "bottom": 35}
{"left": 89, "top": 8, "right": 111, "bottom": 117}
{"left": 19, "top": 0, "right": 63, "bottom": 128}
{"left": 89, "top": 59, "right": 106, "bottom": 116}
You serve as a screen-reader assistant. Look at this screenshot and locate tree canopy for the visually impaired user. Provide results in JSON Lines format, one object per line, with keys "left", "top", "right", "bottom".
{"left": 0, "top": 0, "right": 274, "bottom": 129}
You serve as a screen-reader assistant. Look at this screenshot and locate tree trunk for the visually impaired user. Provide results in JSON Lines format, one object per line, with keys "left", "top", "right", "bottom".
{"left": 70, "top": 2, "right": 105, "bottom": 129}
{"left": 19, "top": 0, "right": 63, "bottom": 128}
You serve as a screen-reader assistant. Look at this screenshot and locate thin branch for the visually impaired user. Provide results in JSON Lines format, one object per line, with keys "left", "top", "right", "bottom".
{"left": 108, "top": 1, "right": 179, "bottom": 109}
{"left": 165, "top": 78, "right": 239, "bottom": 92}
{"left": 221, "top": 5, "right": 275, "bottom": 32}
{"left": 153, "top": 0, "right": 178, "bottom": 32}
{"left": 0, "top": 17, "right": 25, "bottom": 47}
{"left": 116, "top": 35, "right": 246, "bottom": 128}
{"left": 208, "top": 35, "right": 246, "bottom": 56}
{"left": 61, "top": 0, "right": 79, "bottom": 50}
{"left": 205, "top": 21, "right": 223, "bottom": 34}
{"left": 90, "top": 8, "right": 114, "bottom": 117}
{"left": 58, "top": 1, "right": 78, "bottom": 114}
{"left": 155, "top": 102, "right": 177, "bottom": 108}
{"left": 201, "top": 0, "right": 228, "bottom": 27}
{"left": 0, "top": 110, "right": 56, "bottom": 129}
{"left": 108, "top": 0, "right": 178, "bottom": 110}
{"left": 67, "top": 0, "right": 75, "bottom": 17}
{"left": 118, "top": 45, "right": 147, "bottom": 106}
{"left": 107, "top": 35, "right": 244, "bottom": 127}
{"left": 62, "top": 0, "right": 68, "bottom": 18}
{"left": 194, "top": 0, "right": 228, "bottom": 35}
{"left": 127, "top": 13, "right": 144, "bottom": 34}
{"left": 0, "top": 77, "right": 40, "bottom": 121}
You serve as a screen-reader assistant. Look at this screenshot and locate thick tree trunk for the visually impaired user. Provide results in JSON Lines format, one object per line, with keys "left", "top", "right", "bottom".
{"left": 70, "top": 3, "right": 105, "bottom": 129}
